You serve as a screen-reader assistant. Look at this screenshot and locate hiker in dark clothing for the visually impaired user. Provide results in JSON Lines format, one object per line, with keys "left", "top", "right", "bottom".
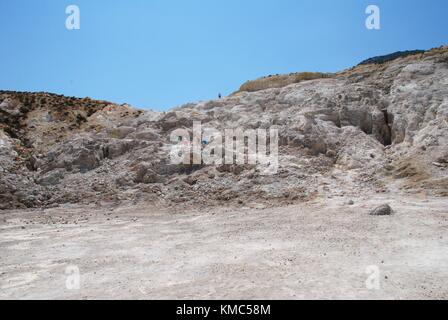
{"left": 218, "top": 93, "right": 222, "bottom": 99}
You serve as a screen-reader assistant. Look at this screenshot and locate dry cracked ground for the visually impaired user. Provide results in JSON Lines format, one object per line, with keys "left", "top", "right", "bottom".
{"left": 1, "top": 46, "right": 448, "bottom": 299}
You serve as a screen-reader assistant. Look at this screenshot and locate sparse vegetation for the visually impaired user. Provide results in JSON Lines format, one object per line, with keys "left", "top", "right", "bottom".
{"left": 107, "top": 128, "right": 121, "bottom": 139}
{"left": 19, "top": 103, "right": 31, "bottom": 114}
{"left": 236, "top": 72, "right": 332, "bottom": 93}
{"left": 76, "top": 113, "right": 87, "bottom": 124}
{"left": 358, "top": 50, "right": 425, "bottom": 65}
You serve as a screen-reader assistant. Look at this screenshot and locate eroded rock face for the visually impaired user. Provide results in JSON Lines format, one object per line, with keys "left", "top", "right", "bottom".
{"left": 1, "top": 46, "right": 447, "bottom": 209}
{"left": 0, "top": 129, "right": 18, "bottom": 171}
{"left": 40, "top": 138, "right": 105, "bottom": 173}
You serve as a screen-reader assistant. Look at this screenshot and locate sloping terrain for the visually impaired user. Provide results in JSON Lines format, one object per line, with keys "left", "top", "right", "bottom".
{"left": 1, "top": 46, "right": 448, "bottom": 300}
{"left": 1, "top": 46, "right": 447, "bottom": 211}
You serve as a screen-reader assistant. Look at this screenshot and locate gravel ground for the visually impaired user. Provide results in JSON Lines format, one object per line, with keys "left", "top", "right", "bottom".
{"left": 0, "top": 194, "right": 447, "bottom": 300}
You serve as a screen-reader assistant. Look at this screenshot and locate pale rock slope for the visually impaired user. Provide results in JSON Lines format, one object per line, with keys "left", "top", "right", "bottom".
{"left": 1, "top": 46, "right": 447, "bottom": 210}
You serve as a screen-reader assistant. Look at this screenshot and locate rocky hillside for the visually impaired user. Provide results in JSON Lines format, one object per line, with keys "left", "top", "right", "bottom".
{"left": 1, "top": 46, "right": 447, "bottom": 210}
{"left": 358, "top": 50, "right": 425, "bottom": 66}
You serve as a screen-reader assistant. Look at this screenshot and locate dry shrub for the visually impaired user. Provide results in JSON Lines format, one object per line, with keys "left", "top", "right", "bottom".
{"left": 236, "top": 72, "right": 332, "bottom": 93}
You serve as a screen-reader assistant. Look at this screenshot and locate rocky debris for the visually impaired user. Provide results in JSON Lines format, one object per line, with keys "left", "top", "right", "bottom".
{"left": 369, "top": 204, "right": 393, "bottom": 216}
{"left": 40, "top": 138, "right": 105, "bottom": 173}
{"left": 0, "top": 46, "right": 447, "bottom": 209}
{"left": 432, "top": 162, "right": 446, "bottom": 168}
{"left": 0, "top": 129, "right": 18, "bottom": 171}
{"left": 133, "top": 162, "right": 161, "bottom": 184}
{"left": 37, "top": 169, "right": 65, "bottom": 186}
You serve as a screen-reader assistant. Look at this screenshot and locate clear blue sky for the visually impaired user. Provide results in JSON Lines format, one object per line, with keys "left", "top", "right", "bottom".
{"left": 1, "top": 0, "right": 447, "bottom": 110}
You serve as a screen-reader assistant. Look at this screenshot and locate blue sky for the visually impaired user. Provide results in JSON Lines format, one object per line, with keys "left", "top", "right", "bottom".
{"left": 1, "top": 0, "right": 447, "bottom": 110}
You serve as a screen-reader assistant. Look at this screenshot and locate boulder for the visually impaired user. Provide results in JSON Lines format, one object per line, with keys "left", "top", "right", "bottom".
{"left": 369, "top": 204, "right": 393, "bottom": 216}
{"left": 134, "top": 162, "right": 161, "bottom": 184}
{"left": 37, "top": 169, "right": 65, "bottom": 186}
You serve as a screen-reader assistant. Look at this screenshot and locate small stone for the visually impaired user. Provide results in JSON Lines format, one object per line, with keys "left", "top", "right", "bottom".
{"left": 369, "top": 204, "right": 393, "bottom": 216}
{"left": 432, "top": 162, "right": 444, "bottom": 168}
{"left": 347, "top": 200, "right": 354, "bottom": 205}
{"left": 326, "top": 150, "right": 337, "bottom": 158}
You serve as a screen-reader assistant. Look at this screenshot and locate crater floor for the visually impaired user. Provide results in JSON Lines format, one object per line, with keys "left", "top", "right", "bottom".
{"left": 1, "top": 194, "right": 447, "bottom": 300}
